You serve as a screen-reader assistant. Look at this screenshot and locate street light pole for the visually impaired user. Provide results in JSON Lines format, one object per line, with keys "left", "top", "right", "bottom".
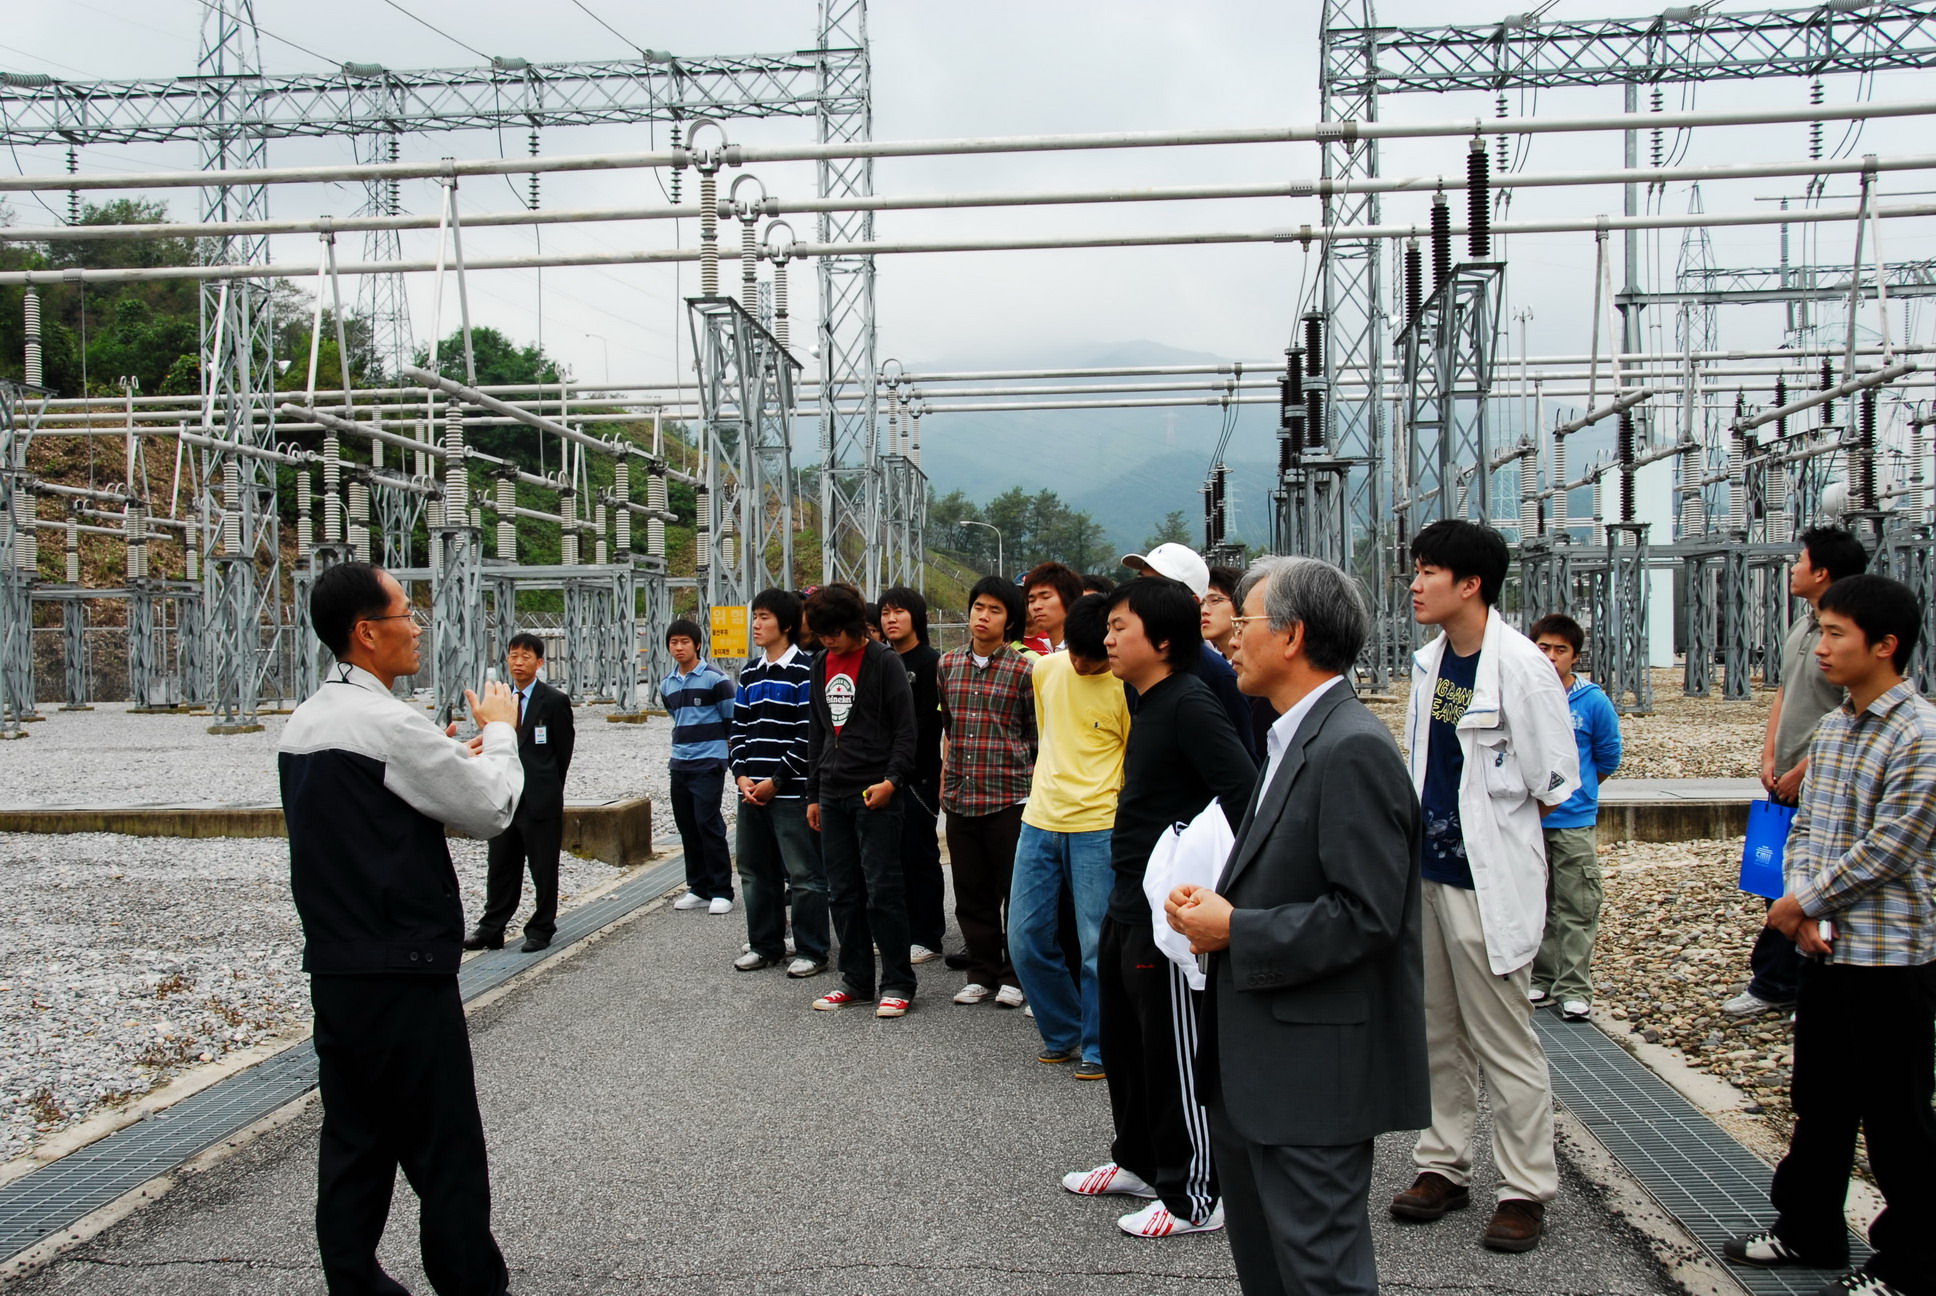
{"left": 961, "top": 518, "right": 1003, "bottom": 579}
{"left": 584, "top": 332, "right": 611, "bottom": 385}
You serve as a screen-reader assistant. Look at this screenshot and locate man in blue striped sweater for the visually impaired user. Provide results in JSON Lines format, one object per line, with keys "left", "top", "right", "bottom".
{"left": 729, "top": 589, "right": 830, "bottom": 977}
{"left": 661, "top": 618, "right": 737, "bottom": 914}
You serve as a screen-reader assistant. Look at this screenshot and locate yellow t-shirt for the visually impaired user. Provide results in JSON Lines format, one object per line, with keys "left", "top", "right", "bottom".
{"left": 1023, "top": 652, "right": 1131, "bottom": 833}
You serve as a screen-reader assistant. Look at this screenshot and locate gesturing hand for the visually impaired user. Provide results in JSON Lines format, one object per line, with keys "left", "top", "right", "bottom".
{"left": 468, "top": 680, "right": 518, "bottom": 730}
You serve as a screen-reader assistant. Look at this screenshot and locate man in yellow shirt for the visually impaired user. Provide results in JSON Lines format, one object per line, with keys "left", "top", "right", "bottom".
{"left": 1009, "top": 593, "right": 1131, "bottom": 1080}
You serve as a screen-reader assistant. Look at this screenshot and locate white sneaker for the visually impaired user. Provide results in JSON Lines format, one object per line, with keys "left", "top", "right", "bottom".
{"left": 672, "top": 893, "right": 707, "bottom": 911}
{"left": 1527, "top": 986, "right": 1549, "bottom": 1006}
{"left": 786, "top": 957, "right": 826, "bottom": 978}
{"left": 994, "top": 985, "right": 1026, "bottom": 1009}
{"left": 1025, "top": 1004, "right": 1035, "bottom": 1018}
{"left": 1722, "top": 989, "right": 1793, "bottom": 1017}
{"left": 733, "top": 950, "right": 778, "bottom": 971}
{"left": 1061, "top": 1162, "right": 1157, "bottom": 1198}
{"left": 910, "top": 944, "right": 941, "bottom": 964}
{"left": 1117, "top": 1199, "right": 1224, "bottom": 1237}
{"left": 708, "top": 896, "right": 733, "bottom": 915}
{"left": 1560, "top": 999, "right": 1590, "bottom": 1021}
{"left": 953, "top": 983, "right": 993, "bottom": 1005}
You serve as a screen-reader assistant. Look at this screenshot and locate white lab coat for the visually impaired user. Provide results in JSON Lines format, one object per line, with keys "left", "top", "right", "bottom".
{"left": 1406, "top": 607, "right": 1581, "bottom": 975}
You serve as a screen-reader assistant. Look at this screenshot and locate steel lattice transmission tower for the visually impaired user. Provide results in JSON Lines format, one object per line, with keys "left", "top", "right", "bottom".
{"left": 815, "top": 0, "right": 881, "bottom": 591}
{"left": 198, "top": 0, "right": 279, "bottom": 732}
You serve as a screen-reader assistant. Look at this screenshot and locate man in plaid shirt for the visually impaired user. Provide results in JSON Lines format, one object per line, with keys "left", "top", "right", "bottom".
{"left": 1724, "top": 574, "right": 1936, "bottom": 1296}
{"left": 938, "top": 575, "right": 1039, "bottom": 1009}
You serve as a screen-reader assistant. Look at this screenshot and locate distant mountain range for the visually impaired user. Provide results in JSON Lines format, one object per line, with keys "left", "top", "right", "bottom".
{"left": 913, "top": 340, "right": 1280, "bottom": 555}
{"left": 911, "top": 338, "right": 1625, "bottom": 558}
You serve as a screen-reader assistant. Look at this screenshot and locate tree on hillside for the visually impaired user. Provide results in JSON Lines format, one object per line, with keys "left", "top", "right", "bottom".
{"left": 1144, "top": 510, "right": 1192, "bottom": 550}
{"left": 927, "top": 484, "right": 1108, "bottom": 576}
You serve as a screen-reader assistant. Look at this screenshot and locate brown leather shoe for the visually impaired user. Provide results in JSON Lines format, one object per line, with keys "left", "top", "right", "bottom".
{"left": 1482, "top": 1198, "right": 1546, "bottom": 1253}
{"left": 1389, "top": 1172, "right": 1472, "bottom": 1221}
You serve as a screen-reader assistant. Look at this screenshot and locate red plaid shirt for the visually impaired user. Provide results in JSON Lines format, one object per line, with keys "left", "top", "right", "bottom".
{"left": 937, "top": 644, "right": 1038, "bottom": 817}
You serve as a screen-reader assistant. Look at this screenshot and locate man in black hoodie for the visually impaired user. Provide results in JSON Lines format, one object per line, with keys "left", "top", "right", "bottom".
{"left": 805, "top": 583, "right": 920, "bottom": 1018}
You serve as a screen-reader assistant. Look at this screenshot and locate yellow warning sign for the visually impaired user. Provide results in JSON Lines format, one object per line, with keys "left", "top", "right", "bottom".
{"left": 709, "top": 605, "right": 750, "bottom": 662}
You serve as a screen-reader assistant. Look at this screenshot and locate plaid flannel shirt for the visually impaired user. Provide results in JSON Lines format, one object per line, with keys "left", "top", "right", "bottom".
{"left": 937, "top": 644, "right": 1038, "bottom": 817}
{"left": 1786, "top": 678, "right": 1936, "bottom": 967}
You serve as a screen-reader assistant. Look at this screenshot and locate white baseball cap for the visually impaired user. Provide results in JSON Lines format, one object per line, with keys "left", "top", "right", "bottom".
{"left": 1120, "top": 543, "right": 1210, "bottom": 598}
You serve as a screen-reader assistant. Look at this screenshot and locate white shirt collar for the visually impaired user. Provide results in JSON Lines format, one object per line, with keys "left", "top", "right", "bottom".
{"left": 1258, "top": 675, "right": 1346, "bottom": 804}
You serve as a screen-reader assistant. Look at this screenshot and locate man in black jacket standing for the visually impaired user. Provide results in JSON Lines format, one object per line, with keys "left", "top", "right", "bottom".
{"left": 467, "top": 632, "right": 575, "bottom": 954}
{"left": 1168, "top": 556, "right": 1427, "bottom": 1296}
{"left": 1063, "top": 576, "right": 1256, "bottom": 1239}
{"left": 804, "top": 582, "right": 919, "bottom": 1018}
{"left": 280, "top": 562, "right": 522, "bottom": 1296}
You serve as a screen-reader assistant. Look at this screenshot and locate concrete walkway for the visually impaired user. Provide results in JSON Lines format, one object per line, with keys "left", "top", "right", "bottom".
{"left": 5, "top": 884, "right": 1680, "bottom": 1296}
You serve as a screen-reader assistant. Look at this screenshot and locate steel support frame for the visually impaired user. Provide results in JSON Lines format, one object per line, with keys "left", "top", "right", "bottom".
{"left": 0, "top": 384, "right": 33, "bottom": 737}
{"left": 1600, "top": 523, "right": 1654, "bottom": 714}
{"left": 688, "top": 296, "right": 800, "bottom": 607}
{"left": 816, "top": 0, "right": 881, "bottom": 592}
{"left": 1399, "top": 263, "right": 1505, "bottom": 538}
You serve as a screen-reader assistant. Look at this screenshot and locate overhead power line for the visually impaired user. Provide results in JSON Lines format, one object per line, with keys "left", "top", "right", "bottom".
{"left": 567, "top": 0, "right": 648, "bottom": 60}
{"left": 379, "top": 0, "right": 489, "bottom": 63}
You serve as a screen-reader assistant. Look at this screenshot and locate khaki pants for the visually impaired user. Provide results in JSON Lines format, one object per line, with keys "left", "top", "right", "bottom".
{"left": 1533, "top": 825, "right": 1603, "bottom": 1005}
{"left": 1412, "top": 881, "right": 1560, "bottom": 1203}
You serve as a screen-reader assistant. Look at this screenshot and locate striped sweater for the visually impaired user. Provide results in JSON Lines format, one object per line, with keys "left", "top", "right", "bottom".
{"left": 726, "top": 644, "right": 813, "bottom": 799}
{"left": 660, "top": 659, "right": 736, "bottom": 772}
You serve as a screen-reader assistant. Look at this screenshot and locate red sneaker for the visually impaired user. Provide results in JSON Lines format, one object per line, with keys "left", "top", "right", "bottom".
{"left": 812, "top": 988, "right": 871, "bottom": 1011}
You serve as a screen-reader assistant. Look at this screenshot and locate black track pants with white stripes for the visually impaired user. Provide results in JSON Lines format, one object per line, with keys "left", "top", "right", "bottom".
{"left": 1099, "top": 914, "right": 1218, "bottom": 1223}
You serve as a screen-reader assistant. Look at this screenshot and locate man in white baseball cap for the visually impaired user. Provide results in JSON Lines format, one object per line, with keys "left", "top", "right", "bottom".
{"left": 1119, "top": 544, "right": 1257, "bottom": 763}
{"left": 1120, "top": 544, "right": 1211, "bottom": 599}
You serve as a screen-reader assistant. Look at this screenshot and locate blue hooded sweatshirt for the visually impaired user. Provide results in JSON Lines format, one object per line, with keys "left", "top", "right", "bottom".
{"left": 1543, "top": 677, "right": 1622, "bottom": 829}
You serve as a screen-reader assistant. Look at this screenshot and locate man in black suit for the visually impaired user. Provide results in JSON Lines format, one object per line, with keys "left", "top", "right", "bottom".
{"left": 467, "top": 633, "right": 576, "bottom": 954}
{"left": 1167, "top": 555, "right": 1427, "bottom": 1296}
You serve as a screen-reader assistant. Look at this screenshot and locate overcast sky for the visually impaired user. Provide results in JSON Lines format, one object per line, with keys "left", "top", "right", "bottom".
{"left": 3, "top": 1, "right": 1933, "bottom": 397}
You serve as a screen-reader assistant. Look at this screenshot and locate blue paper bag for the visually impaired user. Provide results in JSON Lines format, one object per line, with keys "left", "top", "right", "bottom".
{"left": 1739, "top": 799, "right": 1797, "bottom": 899}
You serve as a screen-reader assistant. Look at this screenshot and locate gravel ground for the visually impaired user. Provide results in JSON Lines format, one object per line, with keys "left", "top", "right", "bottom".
{"left": 1363, "top": 666, "right": 1773, "bottom": 778}
{"left": 0, "top": 702, "right": 675, "bottom": 809}
{"left": 1593, "top": 836, "right": 1802, "bottom": 1149}
{"left": 0, "top": 832, "right": 616, "bottom": 1165}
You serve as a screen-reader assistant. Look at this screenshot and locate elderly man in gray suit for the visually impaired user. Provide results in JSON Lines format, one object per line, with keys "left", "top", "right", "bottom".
{"left": 1167, "top": 555, "right": 1428, "bottom": 1296}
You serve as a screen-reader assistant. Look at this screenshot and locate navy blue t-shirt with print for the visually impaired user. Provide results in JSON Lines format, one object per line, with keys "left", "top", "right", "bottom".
{"left": 1420, "top": 647, "right": 1479, "bottom": 889}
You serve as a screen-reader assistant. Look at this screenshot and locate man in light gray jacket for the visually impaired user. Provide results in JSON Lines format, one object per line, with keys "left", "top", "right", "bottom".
{"left": 1167, "top": 556, "right": 1427, "bottom": 1296}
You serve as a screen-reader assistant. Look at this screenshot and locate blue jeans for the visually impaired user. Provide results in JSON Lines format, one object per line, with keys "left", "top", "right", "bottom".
{"left": 819, "top": 792, "right": 914, "bottom": 999}
{"left": 1009, "top": 824, "right": 1113, "bottom": 1063}
{"left": 736, "top": 798, "right": 829, "bottom": 963}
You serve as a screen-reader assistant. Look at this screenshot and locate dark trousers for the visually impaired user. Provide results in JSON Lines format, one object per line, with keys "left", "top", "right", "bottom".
{"left": 899, "top": 776, "right": 946, "bottom": 952}
{"left": 669, "top": 766, "right": 733, "bottom": 901}
{"left": 945, "top": 803, "right": 1024, "bottom": 989}
{"left": 1099, "top": 914, "right": 1218, "bottom": 1223}
{"left": 1771, "top": 959, "right": 1936, "bottom": 1293}
{"left": 821, "top": 791, "right": 915, "bottom": 999}
{"left": 1747, "top": 913, "right": 1803, "bottom": 1004}
{"left": 311, "top": 975, "right": 507, "bottom": 1296}
{"left": 737, "top": 797, "right": 829, "bottom": 963}
{"left": 1209, "top": 1103, "right": 1377, "bottom": 1296}
{"left": 478, "top": 816, "right": 560, "bottom": 941}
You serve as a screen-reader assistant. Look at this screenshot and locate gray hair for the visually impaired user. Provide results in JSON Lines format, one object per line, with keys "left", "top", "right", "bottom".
{"left": 1235, "top": 555, "right": 1369, "bottom": 674}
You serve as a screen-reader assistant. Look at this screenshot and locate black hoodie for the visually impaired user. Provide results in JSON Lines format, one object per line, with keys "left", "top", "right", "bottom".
{"left": 806, "top": 638, "right": 918, "bottom": 802}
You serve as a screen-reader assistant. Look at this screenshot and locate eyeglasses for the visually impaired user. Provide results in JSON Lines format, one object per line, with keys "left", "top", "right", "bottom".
{"left": 360, "top": 608, "right": 428, "bottom": 630}
{"left": 1201, "top": 592, "right": 1233, "bottom": 607}
{"left": 1228, "top": 613, "right": 1270, "bottom": 632}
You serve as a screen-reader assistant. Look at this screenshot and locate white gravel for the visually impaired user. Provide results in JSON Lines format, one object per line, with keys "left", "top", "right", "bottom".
{"left": 0, "top": 701, "right": 676, "bottom": 810}
{"left": 0, "top": 832, "right": 616, "bottom": 1165}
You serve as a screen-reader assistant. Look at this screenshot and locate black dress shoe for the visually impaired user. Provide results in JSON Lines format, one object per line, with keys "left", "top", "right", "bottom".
{"left": 943, "top": 952, "right": 972, "bottom": 970}
{"left": 520, "top": 935, "right": 551, "bottom": 953}
{"left": 462, "top": 930, "right": 504, "bottom": 951}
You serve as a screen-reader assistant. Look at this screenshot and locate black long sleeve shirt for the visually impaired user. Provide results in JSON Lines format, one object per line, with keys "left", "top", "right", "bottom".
{"left": 1108, "top": 669, "right": 1258, "bottom": 924}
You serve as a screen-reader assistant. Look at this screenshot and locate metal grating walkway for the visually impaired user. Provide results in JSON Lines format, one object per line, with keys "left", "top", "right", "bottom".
{"left": 1535, "top": 1011, "right": 1867, "bottom": 1295}
{"left": 0, "top": 855, "right": 685, "bottom": 1263}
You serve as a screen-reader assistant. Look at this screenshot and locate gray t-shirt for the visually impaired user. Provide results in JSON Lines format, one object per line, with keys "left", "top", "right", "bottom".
{"left": 1773, "top": 611, "right": 1846, "bottom": 775}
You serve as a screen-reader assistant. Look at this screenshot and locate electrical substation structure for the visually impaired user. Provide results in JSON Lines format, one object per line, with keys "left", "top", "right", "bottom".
{"left": 0, "top": 0, "right": 899, "bottom": 731}
{"left": 2, "top": 3, "right": 1936, "bottom": 726}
